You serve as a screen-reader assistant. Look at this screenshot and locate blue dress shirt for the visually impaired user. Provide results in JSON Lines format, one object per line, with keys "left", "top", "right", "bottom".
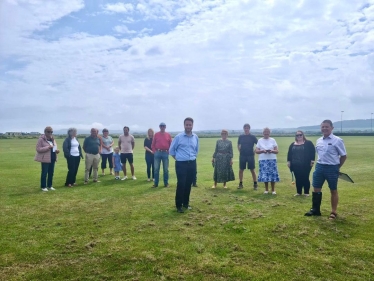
{"left": 169, "top": 132, "right": 199, "bottom": 161}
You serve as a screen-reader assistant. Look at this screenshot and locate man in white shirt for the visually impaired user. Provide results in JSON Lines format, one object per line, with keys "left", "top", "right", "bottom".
{"left": 118, "top": 126, "right": 136, "bottom": 180}
{"left": 305, "top": 120, "right": 347, "bottom": 219}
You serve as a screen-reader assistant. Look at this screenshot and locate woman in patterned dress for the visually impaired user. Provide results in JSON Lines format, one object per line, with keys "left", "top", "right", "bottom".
{"left": 212, "top": 130, "right": 235, "bottom": 188}
{"left": 255, "top": 127, "right": 280, "bottom": 195}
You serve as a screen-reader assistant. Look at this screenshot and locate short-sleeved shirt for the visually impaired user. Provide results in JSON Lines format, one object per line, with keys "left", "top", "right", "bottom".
{"left": 237, "top": 134, "right": 258, "bottom": 156}
{"left": 83, "top": 136, "right": 101, "bottom": 154}
{"left": 256, "top": 137, "right": 278, "bottom": 160}
{"left": 316, "top": 134, "right": 346, "bottom": 165}
{"left": 119, "top": 134, "right": 135, "bottom": 154}
{"left": 101, "top": 136, "right": 113, "bottom": 154}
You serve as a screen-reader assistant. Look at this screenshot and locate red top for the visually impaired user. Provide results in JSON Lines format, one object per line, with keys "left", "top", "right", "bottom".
{"left": 152, "top": 132, "right": 172, "bottom": 152}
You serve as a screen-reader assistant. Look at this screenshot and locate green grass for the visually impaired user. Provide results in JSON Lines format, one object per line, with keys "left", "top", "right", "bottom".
{"left": 1, "top": 137, "right": 374, "bottom": 281}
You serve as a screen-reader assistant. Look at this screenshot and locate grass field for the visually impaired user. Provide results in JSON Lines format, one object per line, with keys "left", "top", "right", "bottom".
{"left": 1, "top": 136, "right": 374, "bottom": 281}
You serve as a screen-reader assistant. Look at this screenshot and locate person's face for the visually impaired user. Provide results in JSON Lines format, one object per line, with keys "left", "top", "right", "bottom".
{"left": 263, "top": 129, "right": 270, "bottom": 138}
{"left": 184, "top": 121, "right": 193, "bottom": 133}
{"left": 321, "top": 122, "right": 333, "bottom": 137}
{"left": 148, "top": 131, "right": 154, "bottom": 138}
{"left": 123, "top": 128, "right": 129, "bottom": 135}
{"left": 221, "top": 132, "right": 228, "bottom": 140}
{"left": 45, "top": 129, "right": 53, "bottom": 138}
{"left": 243, "top": 126, "right": 250, "bottom": 134}
{"left": 296, "top": 131, "right": 303, "bottom": 140}
{"left": 160, "top": 125, "right": 166, "bottom": 132}
{"left": 114, "top": 148, "right": 119, "bottom": 153}
{"left": 103, "top": 131, "right": 108, "bottom": 136}
{"left": 91, "top": 129, "right": 97, "bottom": 138}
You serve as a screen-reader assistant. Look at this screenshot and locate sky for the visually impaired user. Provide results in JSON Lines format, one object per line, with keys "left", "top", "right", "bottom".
{"left": 1, "top": 0, "right": 374, "bottom": 133}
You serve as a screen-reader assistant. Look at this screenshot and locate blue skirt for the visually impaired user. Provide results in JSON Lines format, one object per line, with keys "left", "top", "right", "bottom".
{"left": 258, "top": 159, "right": 280, "bottom": 182}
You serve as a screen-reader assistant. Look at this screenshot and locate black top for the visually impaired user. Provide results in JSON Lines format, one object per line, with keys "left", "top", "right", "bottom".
{"left": 287, "top": 140, "right": 316, "bottom": 171}
{"left": 237, "top": 134, "right": 258, "bottom": 156}
{"left": 144, "top": 138, "right": 153, "bottom": 155}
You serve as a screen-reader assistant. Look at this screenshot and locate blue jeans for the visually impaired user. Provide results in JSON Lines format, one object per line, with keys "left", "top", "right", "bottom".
{"left": 41, "top": 162, "right": 55, "bottom": 188}
{"left": 154, "top": 151, "right": 169, "bottom": 186}
{"left": 145, "top": 153, "right": 154, "bottom": 179}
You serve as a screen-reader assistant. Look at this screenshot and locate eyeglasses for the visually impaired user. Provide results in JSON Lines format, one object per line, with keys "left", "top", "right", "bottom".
{"left": 46, "top": 131, "right": 53, "bottom": 133}
{"left": 296, "top": 134, "right": 303, "bottom": 137}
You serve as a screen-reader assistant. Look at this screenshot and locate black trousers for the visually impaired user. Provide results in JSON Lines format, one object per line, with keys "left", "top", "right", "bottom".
{"left": 65, "top": 156, "right": 81, "bottom": 185}
{"left": 101, "top": 153, "right": 113, "bottom": 170}
{"left": 145, "top": 153, "right": 154, "bottom": 179}
{"left": 175, "top": 160, "right": 196, "bottom": 208}
{"left": 293, "top": 165, "right": 312, "bottom": 194}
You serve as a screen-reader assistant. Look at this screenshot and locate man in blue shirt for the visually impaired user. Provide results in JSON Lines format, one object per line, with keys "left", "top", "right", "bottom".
{"left": 169, "top": 117, "right": 199, "bottom": 213}
{"left": 305, "top": 120, "right": 347, "bottom": 219}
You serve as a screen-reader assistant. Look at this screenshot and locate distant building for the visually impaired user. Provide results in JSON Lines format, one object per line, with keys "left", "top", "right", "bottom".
{"left": 6, "top": 132, "right": 22, "bottom": 136}
{"left": 29, "top": 132, "right": 41, "bottom": 135}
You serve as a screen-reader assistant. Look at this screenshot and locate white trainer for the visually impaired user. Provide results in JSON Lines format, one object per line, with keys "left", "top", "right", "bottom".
{"left": 263, "top": 191, "right": 269, "bottom": 194}
{"left": 48, "top": 187, "right": 56, "bottom": 191}
{"left": 132, "top": 176, "right": 137, "bottom": 180}
{"left": 121, "top": 176, "right": 128, "bottom": 180}
{"left": 41, "top": 188, "right": 48, "bottom": 192}
{"left": 272, "top": 191, "right": 277, "bottom": 195}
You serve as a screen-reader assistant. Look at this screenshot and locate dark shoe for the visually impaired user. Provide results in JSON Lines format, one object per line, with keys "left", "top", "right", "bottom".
{"left": 238, "top": 183, "right": 243, "bottom": 189}
{"left": 152, "top": 185, "right": 158, "bottom": 188}
{"left": 164, "top": 184, "right": 170, "bottom": 188}
{"left": 192, "top": 184, "right": 198, "bottom": 187}
{"left": 304, "top": 192, "right": 322, "bottom": 216}
{"left": 329, "top": 212, "right": 337, "bottom": 220}
{"left": 183, "top": 205, "right": 192, "bottom": 210}
{"left": 253, "top": 183, "right": 258, "bottom": 190}
{"left": 304, "top": 209, "right": 322, "bottom": 216}
{"left": 177, "top": 207, "right": 184, "bottom": 213}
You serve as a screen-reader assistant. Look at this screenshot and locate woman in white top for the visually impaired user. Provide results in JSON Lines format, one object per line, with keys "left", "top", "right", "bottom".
{"left": 62, "top": 128, "right": 83, "bottom": 187}
{"left": 100, "top": 128, "right": 114, "bottom": 175}
{"left": 255, "top": 127, "right": 280, "bottom": 194}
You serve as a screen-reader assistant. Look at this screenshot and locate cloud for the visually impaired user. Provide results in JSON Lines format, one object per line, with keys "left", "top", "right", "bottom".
{"left": 1, "top": 0, "right": 374, "bottom": 132}
{"left": 103, "top": 3, "right": 134, "bottom": 14}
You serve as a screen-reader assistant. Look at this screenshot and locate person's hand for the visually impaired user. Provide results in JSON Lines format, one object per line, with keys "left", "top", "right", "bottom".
{"left": 55, "top": 149, "right": 60, "bottom": 154}
{"left": 230, "top": 159, "right": 233, "bottom": 165}
{"left": 311, "top": 161, "right": 315, "bottom": 167}
{"left": 287, "top": 162, "right": 290, "bottom": 168}
{"left": 212, "top": 158, "right": 215, "bottom": 163}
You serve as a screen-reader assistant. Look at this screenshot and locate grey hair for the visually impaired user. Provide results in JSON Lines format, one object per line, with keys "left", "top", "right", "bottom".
{"left": 67, "top": 127, "right": 77, "bottom": 137}
{"left": 263, "top": 127, "right": 271, "bottom": 133}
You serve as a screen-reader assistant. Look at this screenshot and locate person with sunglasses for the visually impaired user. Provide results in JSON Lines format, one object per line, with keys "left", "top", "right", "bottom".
{"left": 287, "top": 131, "right": 316, "bottom": 196}
{"left": 34, "top": 126, "right": 60, "bottom": 191}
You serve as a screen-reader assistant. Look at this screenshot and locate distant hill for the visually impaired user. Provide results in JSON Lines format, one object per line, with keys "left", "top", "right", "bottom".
{"left": 298, "top": 119, "right": 373, "bottom": 132}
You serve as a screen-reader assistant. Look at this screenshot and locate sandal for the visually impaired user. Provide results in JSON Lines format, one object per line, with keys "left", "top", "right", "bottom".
{"left": 329, "top": 212, "right": 338, "bottom": 220}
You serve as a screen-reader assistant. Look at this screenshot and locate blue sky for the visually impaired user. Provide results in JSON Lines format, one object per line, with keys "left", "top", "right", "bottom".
{"left": 1, "top": 0, "right": 374, "bottom": 132}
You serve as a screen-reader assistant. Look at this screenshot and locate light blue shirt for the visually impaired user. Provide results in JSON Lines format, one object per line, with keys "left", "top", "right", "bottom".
{"left": 169, "top": 132, "right": 199, "bottom": 161}
{"left": 316, "top": 133, "right": 347, "bottom": 165}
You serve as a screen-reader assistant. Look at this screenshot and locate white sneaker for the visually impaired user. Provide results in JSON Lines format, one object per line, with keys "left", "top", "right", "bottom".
{"left": 272, "top": 191, "right": 277, "bottom": 195}
{"left": 41, "top": 188, "right": 48, "bottom": 192}
{"left": 147, "top": 178, "right": 150, "bottom": 182}
{"left": 132, "top": 176, "right": 137, "bottom": 180}
{"left": 263, "top": 191, "right": 269, "bottom": 194}
{"left": 48, "top": 187, "right": 56, "bottom": 191}
{"left": 121, "top": 176, "right": 128, "bottom": 180}
{"left": 294, "top": 193, "right": 301, "bottom": 196}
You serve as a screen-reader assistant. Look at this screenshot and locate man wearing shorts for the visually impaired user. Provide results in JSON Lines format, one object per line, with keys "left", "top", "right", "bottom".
{"left": 305, "top": 120, "right": 347, "bottom": 219}
{"left": 237, "top": 123, "right": 258, "bottom": 190}
{"left": 118, "top": 126, "right": 136, "bottom": 180}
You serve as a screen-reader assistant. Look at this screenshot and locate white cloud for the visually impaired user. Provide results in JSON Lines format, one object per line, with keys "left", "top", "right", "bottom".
{"left": 1, "top": 0, "right": 374, "bottom": 132}
{"left": 103, "top": 3, "right": 134, "bottom": 13}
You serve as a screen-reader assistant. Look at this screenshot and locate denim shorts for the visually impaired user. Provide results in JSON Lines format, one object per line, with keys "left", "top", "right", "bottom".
{"left": 312, "top": 163, "right": 339, "bottom": 190}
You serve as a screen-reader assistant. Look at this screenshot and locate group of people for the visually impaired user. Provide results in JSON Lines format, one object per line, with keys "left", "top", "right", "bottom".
{"left": 34, "top": 118, "right": 347, "bottom": 219}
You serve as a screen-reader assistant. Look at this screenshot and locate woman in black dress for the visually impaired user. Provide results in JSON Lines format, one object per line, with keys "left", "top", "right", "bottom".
{"left": 287, "top": 130, "right": 316, "bottom": 196}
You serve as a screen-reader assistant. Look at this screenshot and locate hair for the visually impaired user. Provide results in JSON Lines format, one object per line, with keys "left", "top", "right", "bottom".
{"left": 263, "top": 127, "right": 271, "bottom": 133}
{"left": 114, "top": 146, "right": 120, "bottom": 152}
{"left": 123, "top": 126, "right": 130, "bottom": 131}
{"left": 243, "top": 123, "right": 250, "bottom": 129}
{"left": 102, "top": 128, "right": 108, "bottom": 133}
{"left": 67, "top": 127, "right": 77, "bottom": 137}
{"left": 184, "top": 117, "right": 194, "bottom": 124}
{"left": 321, "top": 120, "right": 333, "bottom": 127}
{"left": 44, "top": 126, "right": 53, "bottom": 133}
{"left": 295, "top": 130, "right": 307, "bottom": 141}
{"left": 147, "top": 128, "right": 154, "bottom": 139}
{"left": 221, "top": 129, "right": 228, "bottom": 135}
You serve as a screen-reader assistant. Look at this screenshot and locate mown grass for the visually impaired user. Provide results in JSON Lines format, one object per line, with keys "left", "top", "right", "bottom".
{"left": 1, "top": 136, "right": 374, "bottom": 281}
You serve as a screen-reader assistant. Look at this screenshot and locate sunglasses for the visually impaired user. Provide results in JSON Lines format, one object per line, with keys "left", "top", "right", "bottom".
{"left": 46, "top": 131, "right": 53, "bottom": 133}
{"left": 296, "top": 134, "right": 303, "bottom": 137}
